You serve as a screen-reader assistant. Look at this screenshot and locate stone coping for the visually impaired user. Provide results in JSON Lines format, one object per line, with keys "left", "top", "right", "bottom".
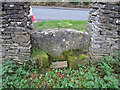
{"left": 1, "top": 0, "right": 120, "bottom": 2}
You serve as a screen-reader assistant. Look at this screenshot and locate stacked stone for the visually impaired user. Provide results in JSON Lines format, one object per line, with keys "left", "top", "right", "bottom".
{"left": 0, "top": 1, "right": 2, "bottom": 61}
{"left": 1, "top": 2, "right": 32, "bottom": 63}
{"left": 87, "top": 1, "right": 120, "bottom": 61}
{"left": 0, "top": 0, "right": 2, "bottom": 86}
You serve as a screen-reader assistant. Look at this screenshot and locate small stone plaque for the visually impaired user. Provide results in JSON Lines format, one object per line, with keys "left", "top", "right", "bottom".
{"left": 52, "top": 61, "right": 68, "bottom": 69}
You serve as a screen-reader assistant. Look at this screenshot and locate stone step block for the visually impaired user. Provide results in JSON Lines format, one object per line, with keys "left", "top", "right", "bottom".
{"left": 52, "top": 61, "right": 68, "bottom": 69}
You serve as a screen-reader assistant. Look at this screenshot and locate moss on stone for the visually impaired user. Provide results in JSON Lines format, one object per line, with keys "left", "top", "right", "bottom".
{"left": 49, "top": 49, "right": 83, "bottom": 62}
{"left": 78, "top": 54, "right": 85, "bottom": 60}
{"left": 31, "top": 48, "right": 88, "bottom": 69}
{"left": 62, "top": 49, "right": 88, "bottom": 69}
{"left": 49, "top": 53, "right": 66, "bottom": 62}
{"left": 68, "top": 58, "right": 88, "bottom": 69}
{"left": 31, "top": 48, "right": 49, "bottom": 68}
{"left": 61, "top": 49, "right": 83, "bottom": 56}
{"left": 48, "top": 49, "right": 88, "bottom": 69}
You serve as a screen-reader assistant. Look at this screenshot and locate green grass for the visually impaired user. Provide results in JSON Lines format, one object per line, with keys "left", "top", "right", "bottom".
{"left": 33, "top": 20, "right": 87, "bottom": 32}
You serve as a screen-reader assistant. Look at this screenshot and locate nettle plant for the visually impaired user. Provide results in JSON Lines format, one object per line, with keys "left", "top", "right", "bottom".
{"left": 2, "top": 51, "right": 120, "bottom": 88}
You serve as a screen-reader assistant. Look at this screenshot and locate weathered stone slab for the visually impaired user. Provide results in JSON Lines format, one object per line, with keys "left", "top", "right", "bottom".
{"left": 31, "top": 28, "right": 90, "bottom": 57}
{"left": 52, "top": 61, "right": 68, "bottom": 69}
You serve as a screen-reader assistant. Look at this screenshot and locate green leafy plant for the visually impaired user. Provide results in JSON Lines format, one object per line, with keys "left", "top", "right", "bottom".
{"left": 2, "top": 51, "right": 119, "bottom": 88}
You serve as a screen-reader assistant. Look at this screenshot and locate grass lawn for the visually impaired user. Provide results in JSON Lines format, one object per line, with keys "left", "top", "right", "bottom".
{"left": 33, "top": 20, "right": 87, "bottom": 32}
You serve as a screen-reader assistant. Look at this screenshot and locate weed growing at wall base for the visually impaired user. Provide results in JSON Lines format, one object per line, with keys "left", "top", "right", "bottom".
{"left": 2, "top": 51, "right": 120, "bottom": 88}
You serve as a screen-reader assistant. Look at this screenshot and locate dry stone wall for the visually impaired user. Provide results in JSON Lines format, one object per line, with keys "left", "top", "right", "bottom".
{"left": 1, "top": 2, "right": 33, "bottom": 63}
{"left": 87, "top": 2, "right": 120, "bottom": 61}
{"left": 0, "top": 1, "right": 2, "bottom": 63}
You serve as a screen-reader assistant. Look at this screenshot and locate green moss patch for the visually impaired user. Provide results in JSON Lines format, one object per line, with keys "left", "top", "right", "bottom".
{"left": 68, "top": 55, "right": 88, "bottom": 69}
{"left": 64, "top": 50, "right": 88, "bottom": 69}
{"left": 31, "top": 48, "right": 49, "bottom": 68}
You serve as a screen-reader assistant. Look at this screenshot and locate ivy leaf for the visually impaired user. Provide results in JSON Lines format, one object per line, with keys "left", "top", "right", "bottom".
{"left": 66, "top": 74, "right": 69, "bottom": 77}
{"left": 55, "top": 84, "right": 60, "bottom": 88}
{"left": 99, "top": 78, "right": 104, "bottom": 86}
{"left": 21, "top": 71, "right": 26, "bottom": 75}
{"left": 68, "top": 82, "right": 74, "bottom": 87}
{"left": 105, "top": 70, "right": 110, "bottom": 75}
{"left": 26, "top": 72, "right": 30, "bottom": 77}
{"left": 24, "top": 80, "right": 27, "bottom": 84}
{"left": 104, "top": 75, "right": 109, "bottom": 81}
{"left": 62, "top": 80, "right": 67, "bottom": 86}
{"left": 8, "top": 70, "right": 14, "bottom": 73}
{"left": 71, "top": 78, "right": 74, "bottom": 82}
{"left": 101, "top": 57, "right": 105, "bottom": 61}
{"left": 85, "top": 81, "right": 94, "bottom": 88}
{"left": 80, "top": 71, "right": 84, "bottom": 75}
{"left": 75, "top": 80, "right": 79, "bottom": 84}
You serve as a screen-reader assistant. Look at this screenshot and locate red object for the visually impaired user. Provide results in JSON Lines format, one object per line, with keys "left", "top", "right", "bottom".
{"left": 50, "top": 84, "right": 53, "bottom": 88}
{"left": 47, "top": 68, "right": 50, "bottom": 71}
{"left": 30, "top": 73, "right": 34, "bottom": 77}
{"left": 60, "top": 75, "right": 63, "bottom": 79}
{"left": 58, "top": 73, "right": 61, "bottom": 76}
{"left": 44, "top": 84, "right": 47, "bottom": 87}
{"left": 30, "top": 15, "right": 35, "bottom": 23}
{"left": 56, "top": 72, "right": 58, "bottom": 75}
{"left": 56, "top": 72, "right": 61, "bottom": 76}
{"left": 38, "top": 85, "right": 41, "bottom": 88}
{"left": 36, "top": 74, "right": 40, "bottom": 79}
{"left": 53, "top": 79, "right": 56, "bottom": 82}
{"left": 29, "top": 6, "right": 35, "bottom": 23}
{"left": 96, "top": 67, "right": 98, "bottom": 69}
